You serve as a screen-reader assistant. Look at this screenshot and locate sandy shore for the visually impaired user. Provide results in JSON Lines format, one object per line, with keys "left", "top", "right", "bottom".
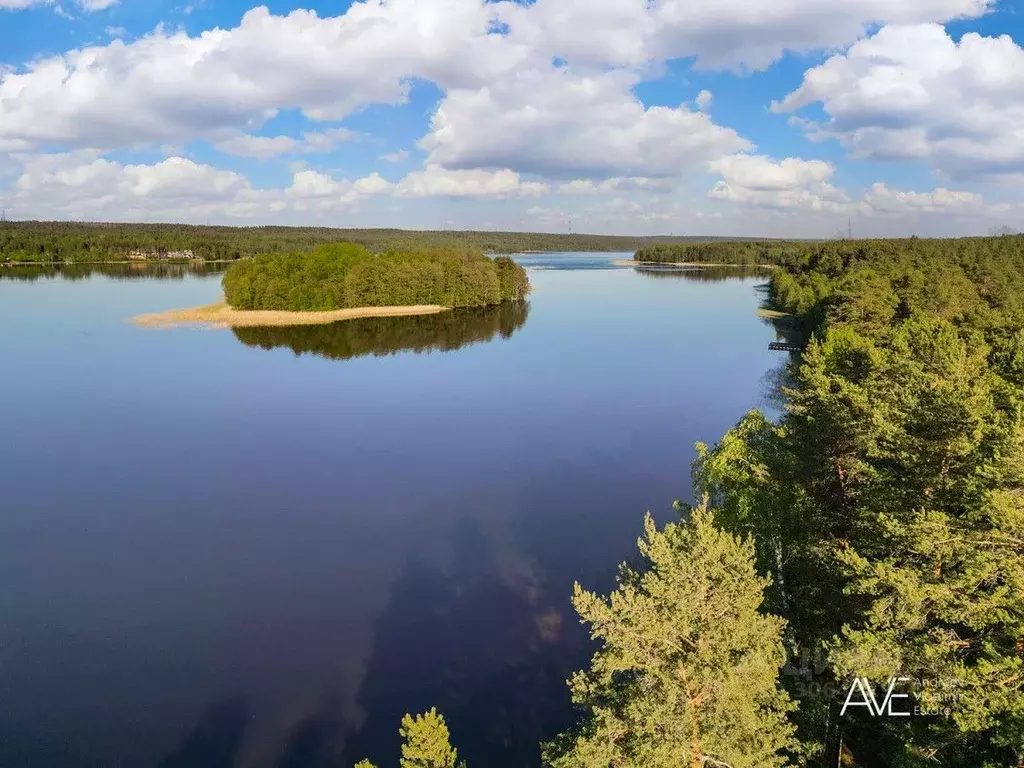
{"left": 132, "top": 300, "right": 448, "bottom": 329}
{"left": 614, "top": 259, "right": 776, "bottom": 268}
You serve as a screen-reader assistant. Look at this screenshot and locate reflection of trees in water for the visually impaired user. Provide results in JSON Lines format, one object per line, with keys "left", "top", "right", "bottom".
{"left": 634, "top": 265, "right": 771, "bottom": 282}
{"left": 0, "top": 263, "right": 227, "bottom": 282}
{"left": 758, "top": 362, "right": 793, "bottom": 415}
{"left": 232, "top": 301, "right": 530, "bottom": 362}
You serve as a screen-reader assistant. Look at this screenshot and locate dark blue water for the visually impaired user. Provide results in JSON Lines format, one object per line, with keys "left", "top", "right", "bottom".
{"left": 0, "top": 254, "right": 781, "bottom": 767}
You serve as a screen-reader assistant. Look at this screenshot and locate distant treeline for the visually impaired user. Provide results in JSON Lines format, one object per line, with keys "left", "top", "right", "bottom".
{"left": 634, "top": 241, "right": 797, "bottom": 265}
{"left": 634, "top": 234, "right": 1024, "bottom": 273}
{"left": 222, "top": 243, "right": 530, "bottom": 311}
{"left": 759, "top": 234, "right": 1024, "bottom": 338}
{"left": 636, "top": 233, "right": 1024, "bottom": 340}
{"left": 0, "top": 220, "right": 743, "bottom": 264}
{"left": 233, "top": 301, "right": 529, "bottom": 362}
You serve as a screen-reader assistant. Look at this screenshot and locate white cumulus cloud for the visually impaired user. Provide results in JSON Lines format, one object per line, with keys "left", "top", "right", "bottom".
{"left": 708, "top": 154, "right": 850, "bottom": 212}
{"left": 421, "top": 67, "right": 749, "bottom": 179}
{"left": 558, "top": 177, "right": 675, "bottom": 195}
{"left": 498, "top": 0, "right": 990, "bottom": 71}
{"left": 649, "top": 0, "right": 990, "bottom": 70}
{"left": 774, "top": 24, "right": 1024, "bottom": 181}
{"left": 0, "top": 152, "right": 554, "bottom": 222}
{"left": 395, "top": 166, "right": 548, "bottom": 199}
{"left": 0, "top": 2, "right": 525, "bottom": 150}
{"left": 213, "top": 128, "right": 360, "bottom": 159}
{"left": 1, "top": 153, "right": 394, "bottom": 221}
{"left": 860, "top": 183, "right": 986, "bottom": 216}
{"left": 1, "top": 0, "right": 994, "bottom": 155}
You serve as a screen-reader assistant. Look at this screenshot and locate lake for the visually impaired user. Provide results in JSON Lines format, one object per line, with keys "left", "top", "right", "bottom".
{"left": 0, "top": 254, "right": 782, "bottom": 768}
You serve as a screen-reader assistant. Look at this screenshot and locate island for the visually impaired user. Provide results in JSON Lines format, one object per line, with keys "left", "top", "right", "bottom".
{"left": 133, "top": 243, "right": 530, "bottom": 328}
{"left": 630, "top": 241, "right": 789, "bottom": 266}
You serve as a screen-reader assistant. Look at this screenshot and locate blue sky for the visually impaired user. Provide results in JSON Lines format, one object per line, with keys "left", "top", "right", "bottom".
{"left": 1, "top": 0, "right": 1022, "bottom": 236}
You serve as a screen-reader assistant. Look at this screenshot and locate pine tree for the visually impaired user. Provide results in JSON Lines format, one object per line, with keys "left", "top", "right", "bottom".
{"left": 544, "top": 501, "right": 797, "bottom": 768}
{"left": 352, "top": 708, "right": 461, "bottom": 768}
{"left": 399, "top": 709, "right": 460, "bottom": 768}
{"left": 825, "top": 317, "right": 1024, "bottom": 765}
{"left": 700, "top": 290, "right": 1024, "bottom": 764}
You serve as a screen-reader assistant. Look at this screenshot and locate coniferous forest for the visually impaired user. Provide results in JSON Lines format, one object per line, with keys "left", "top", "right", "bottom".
{"left": 689, "top": 234, "right": 1024, "bottom": 766}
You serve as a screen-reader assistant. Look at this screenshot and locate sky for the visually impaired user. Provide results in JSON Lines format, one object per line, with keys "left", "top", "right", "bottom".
{"left": 0, "top": 0, "right": 1022, "bottom": 237}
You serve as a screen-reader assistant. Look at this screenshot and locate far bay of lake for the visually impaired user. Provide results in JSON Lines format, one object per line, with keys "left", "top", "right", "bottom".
{"left": 0, "top": 254, "right": 782, "bottom": 768}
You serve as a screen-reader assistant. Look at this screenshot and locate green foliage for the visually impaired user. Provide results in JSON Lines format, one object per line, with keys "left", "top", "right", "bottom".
{"left": 696, "top": 235, "right": 1024, "bottom": 766}
{"left": 353, "top": 709, "right": 461, "bottom": 768}
{"left": 221, "top": 243, "right": 529, "bottom": 311}
{"left": 399, "top": 709, "right": 460, "bottom": 768}
{"left": 544, "top": 500, "right": 797, "bottom": 768}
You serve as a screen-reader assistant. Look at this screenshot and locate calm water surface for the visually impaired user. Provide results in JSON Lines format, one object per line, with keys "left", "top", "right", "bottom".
{"left": 0, "top": 254, "right": 781, "bottom": 767}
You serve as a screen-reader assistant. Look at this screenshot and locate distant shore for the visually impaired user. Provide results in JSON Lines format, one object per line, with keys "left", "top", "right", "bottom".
{"left": 614, "top": 259, "right": 777, "bottom": 268}
{"left": 3, "top": 259, "right": 236, "bottom": 267}
{"left": 132, "top": 300, "right": 448, "bottom": 329}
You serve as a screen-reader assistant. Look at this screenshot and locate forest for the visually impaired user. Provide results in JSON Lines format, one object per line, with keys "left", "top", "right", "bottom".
{"left": 688, "top": 233, "right": 1024, "bottom": 766}
{"left": 634, "top": 240, "right": 800, "bottom": 265}
{"left": 635, "top": 235, "right": 1024, "bottom": 272}
{"left": 0, "top": 220, "right": 730, "bottom": 263}
{"left": 360, "top": 234, "right": 1024, "bottom": 768}
{"left": 221, "top": 243, "right": 530, "bottom": 311}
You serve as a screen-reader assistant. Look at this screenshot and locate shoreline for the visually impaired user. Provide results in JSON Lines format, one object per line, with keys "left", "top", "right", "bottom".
{"left": 132, "top": 300, "right": 449, "bottom": 329}
{"left": 3, "top": 259, "right": 238, "bottom": 267}
{"left": 614, "top": 259, "right": 776, "bottom": 268}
